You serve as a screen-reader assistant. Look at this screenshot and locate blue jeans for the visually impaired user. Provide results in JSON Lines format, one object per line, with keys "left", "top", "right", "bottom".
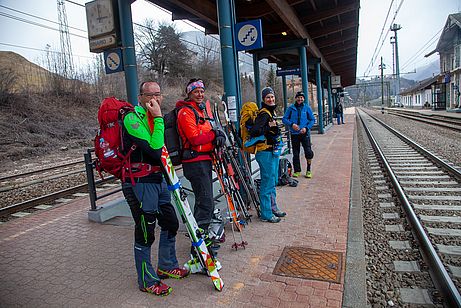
{"left": 122, "top": 180, "right": 179, "bottom": 288}
{"left": 256, "top": 151, "right": 279, "bottom": 220}
{"left": 336, "top": 113, "right": 344, "bottom": 124}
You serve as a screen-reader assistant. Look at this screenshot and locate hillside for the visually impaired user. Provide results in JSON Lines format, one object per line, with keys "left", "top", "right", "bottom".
{"left": 0, "top": 51, "right": 53, "bottom": 92}
{"left": 0, "top": 52, "right": 100, "bottom": 166}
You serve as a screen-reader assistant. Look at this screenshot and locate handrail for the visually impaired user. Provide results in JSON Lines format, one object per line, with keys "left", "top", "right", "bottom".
{"left": 84, "top": 148, "right": 261, "bottom": 210}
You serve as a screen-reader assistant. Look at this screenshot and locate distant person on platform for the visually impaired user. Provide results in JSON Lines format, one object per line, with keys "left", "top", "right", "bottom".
{"left": 282, "top": 91, "right": 315, "bottom": 178}
{"left": 121, "top": 81, "right": 189, "bottom": 297}
{"left": 334, "top": 101, "right": 344, "bottom": 125}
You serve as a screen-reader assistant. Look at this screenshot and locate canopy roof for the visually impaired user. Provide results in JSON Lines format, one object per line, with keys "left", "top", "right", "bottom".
{"left": 148, "top": 0, "right": 360, "bottom": 86}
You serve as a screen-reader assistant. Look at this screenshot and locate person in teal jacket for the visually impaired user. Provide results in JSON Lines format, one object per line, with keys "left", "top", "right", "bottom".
{"left": 282, "top": 91, "right": 316, "bottom": 178}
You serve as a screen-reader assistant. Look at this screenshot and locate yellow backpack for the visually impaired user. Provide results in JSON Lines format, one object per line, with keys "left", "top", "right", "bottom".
{"left": 240, "top": 102, "right": 271, "bottom": 154}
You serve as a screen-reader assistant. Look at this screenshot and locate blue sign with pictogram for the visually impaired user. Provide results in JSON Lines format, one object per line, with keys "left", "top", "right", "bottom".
{"left": 235, "top": 19, "right": 263, "bottom": 51}
{"left": 104, "top": 48, "right": 124, "bottom": 74}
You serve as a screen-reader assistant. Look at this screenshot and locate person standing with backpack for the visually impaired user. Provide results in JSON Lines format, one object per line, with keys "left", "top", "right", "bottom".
{"left": 282, "top": 91, "right": 316, "bottom": 178}
{"left": 250, "top": 87, "right": 286, "bottom": 223}
{"left": 121, "top": 81, "right": 189, "bottom": 297}
{"left": 175, "top": 79, "right": 226, "bottom": 270}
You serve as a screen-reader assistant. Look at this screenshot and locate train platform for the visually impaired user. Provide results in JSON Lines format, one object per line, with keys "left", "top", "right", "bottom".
{"left": 0, "top": 108, "right": 362, "bottom": 308}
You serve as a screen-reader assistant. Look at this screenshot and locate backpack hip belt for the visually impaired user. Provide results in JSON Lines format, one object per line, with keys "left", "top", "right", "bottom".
{"left": 123, "top": 162, "right": 162, "bottom": 184}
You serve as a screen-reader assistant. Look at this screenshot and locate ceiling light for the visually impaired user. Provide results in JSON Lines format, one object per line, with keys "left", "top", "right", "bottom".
{"left": 282, "top": 32, "right": 287, "bottom": 36}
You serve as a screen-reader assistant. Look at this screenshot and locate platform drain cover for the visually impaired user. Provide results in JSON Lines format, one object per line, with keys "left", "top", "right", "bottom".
{"left": 273, "top": 246, "right": 342, "bottom": 283}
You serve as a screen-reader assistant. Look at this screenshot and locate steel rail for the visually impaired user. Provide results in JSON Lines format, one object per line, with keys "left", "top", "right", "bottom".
{"left": 0, "top": 178, "right": 116, "bottom": 217}
{"left": 371, "top": 114, "right": 461, "bottom": 181}
{"left": 0, "top": 169, "right": 86, "bottom": 193}
{"left": 386, "top": 110, "right": 461, "bottom": 132}
{"left": 0, "top": 159, "right": 85, "bottom": 181}
{"left": 358, "top": 110, "right": 461, "bottom": 307}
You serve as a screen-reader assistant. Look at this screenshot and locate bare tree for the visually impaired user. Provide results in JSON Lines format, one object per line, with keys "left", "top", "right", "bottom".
{"left": 193, "top": 35, "right": 222, "bottom": 82}
{"left": 135, "top": 20, "right": 191, "bottom": 84}
{"left": 0, "top": 68, "right": 18, "bottom": 104}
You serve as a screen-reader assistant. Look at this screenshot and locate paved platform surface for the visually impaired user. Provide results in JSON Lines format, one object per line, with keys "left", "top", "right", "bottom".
{"left": 0, "top": 110, "right": 357, "bottom": 308}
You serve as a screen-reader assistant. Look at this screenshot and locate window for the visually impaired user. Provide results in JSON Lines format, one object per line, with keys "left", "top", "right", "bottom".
{"left": 455, "top": 44, "right": 461, "bottom": 69}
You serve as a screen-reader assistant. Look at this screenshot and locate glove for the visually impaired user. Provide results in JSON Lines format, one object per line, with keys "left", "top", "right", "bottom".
{"left": 213, "top": 129, "right": 226, "bottom": 148}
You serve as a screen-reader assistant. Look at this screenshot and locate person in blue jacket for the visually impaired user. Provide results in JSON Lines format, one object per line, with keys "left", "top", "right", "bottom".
{"left": 282, "top": 91, "right": 316, "bottom": 178}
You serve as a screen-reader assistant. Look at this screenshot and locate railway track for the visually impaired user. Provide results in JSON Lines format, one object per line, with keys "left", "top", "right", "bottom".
{"left": 358, "top": 108, "right": 461, "bottom": 307}
{"left": 386, "top": 109, "right": 461, "bottom": 132}
{"left": 0, "top": 157, "right": 119, "bottom": 221}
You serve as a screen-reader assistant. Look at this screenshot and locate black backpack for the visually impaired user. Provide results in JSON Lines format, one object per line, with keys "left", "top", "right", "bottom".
{"left": 163, "top": 105, "right": 200, "bottom": 166}
{"left": 278, "top": 158, "right": 298, "bottom": 187}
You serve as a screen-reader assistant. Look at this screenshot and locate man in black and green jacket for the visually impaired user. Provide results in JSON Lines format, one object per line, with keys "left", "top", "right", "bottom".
{"left": 121, "top": 81, "right": 189, "bottom": 297}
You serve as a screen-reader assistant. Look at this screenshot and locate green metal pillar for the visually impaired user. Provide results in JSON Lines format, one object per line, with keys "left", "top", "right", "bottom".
{"left": 298, "top": 46, "right": 309, "bottom": 105}
{"left": 315, "top": 61, "right": 324, "bottom": 134}
{"left": 217, "top": 0, "right": 240, "bottom": 127}
{"left": 253, "top": 54, "right": 261, "bottom": 106}
{"left": 118, "top": 0, "right": 138, "bottom": 105}
{"left": 282, "top": 75, "right": 288, "bottom": 111}
{"left": 327, "top": 74, "right": 333, "bottom": 124}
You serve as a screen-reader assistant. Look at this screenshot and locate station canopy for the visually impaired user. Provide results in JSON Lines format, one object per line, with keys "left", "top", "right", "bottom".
{"left": 148, "top": 0, "right": 359, "bottom": 87}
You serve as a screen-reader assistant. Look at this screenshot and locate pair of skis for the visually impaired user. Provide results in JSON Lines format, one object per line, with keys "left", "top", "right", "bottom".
{"left": 212, "top": 99, "right": 261, "bottom": 217}
{"left": 206, "top": 101, "right": 248, "bottom": 250}
{"left": 159, "top": 146, "right": 224, "bottom": 291}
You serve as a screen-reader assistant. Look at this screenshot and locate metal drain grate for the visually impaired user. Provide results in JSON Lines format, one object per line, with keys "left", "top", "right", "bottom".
{"left": 273, "top": 246, "right": 343, "bottom": 283}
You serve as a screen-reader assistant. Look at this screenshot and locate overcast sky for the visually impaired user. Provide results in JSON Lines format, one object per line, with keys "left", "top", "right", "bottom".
{"left": 0, "top": 0, "right": 460, "bottom": 79}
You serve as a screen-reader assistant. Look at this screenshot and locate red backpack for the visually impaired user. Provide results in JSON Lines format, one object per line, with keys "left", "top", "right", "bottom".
{"left": 94, "top": 97, "right": 135, "bottom": 179}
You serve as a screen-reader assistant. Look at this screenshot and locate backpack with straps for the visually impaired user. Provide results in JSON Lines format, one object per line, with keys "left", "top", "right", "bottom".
{"left": 278, "top": 157, "right": 297, "bottom": 187}
{"left": 164, "top": 105, "right": 201, "bottom": 166}
{"left": 239, "top": 102, "right": 271, "bottom": 154}
{"left": 94, "top": 97, "right": 136, "bottom": 179}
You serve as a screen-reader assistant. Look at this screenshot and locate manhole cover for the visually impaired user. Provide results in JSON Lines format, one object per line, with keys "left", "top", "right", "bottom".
{"left": 273, "top": 246, "right": 343, "bottom": 283}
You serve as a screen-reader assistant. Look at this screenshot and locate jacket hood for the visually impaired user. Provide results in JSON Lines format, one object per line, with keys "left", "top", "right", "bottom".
{"left": 176, "top": 100, "right": 196, "bottom": 109}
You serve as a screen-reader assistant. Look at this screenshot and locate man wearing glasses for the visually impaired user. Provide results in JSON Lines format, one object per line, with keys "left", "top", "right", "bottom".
{"left": 121, "top": 81, "right": 189, "bottom": 297}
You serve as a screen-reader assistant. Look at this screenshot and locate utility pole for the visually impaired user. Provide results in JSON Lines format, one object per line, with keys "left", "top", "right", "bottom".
{"left": 390, "top": 23, "right": 402, "bottom": 106}
{"left": 57, "top": 0, "right": 74, "bottom": 78}
{"left": 390, "top": 35, "right": 396, "bottom": 104}
{"left": 379, "top": 57, "right": 385, "bottom": 114}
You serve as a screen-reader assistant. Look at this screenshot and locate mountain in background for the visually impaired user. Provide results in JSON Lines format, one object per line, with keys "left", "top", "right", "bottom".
{"left": 404, "top": 58, "right": 440, "bottom": 82}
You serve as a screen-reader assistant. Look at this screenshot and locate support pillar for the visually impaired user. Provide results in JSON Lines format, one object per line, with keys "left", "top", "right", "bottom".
{"left": 315, "top": 61, "right": 324, "bottom": 134}
{"left": 327, "top": 75, "right": 333, "bottom": 124}
{"left": 299, "top": 46, "right": 309, "bottom": 105}
{"left": 217, "top": 0, "right": 240, "bottom": 126}
{"left": 282, "top": 75, "right": 288, "bottom": 111}
{"left": 118, "top": 0, "right": 138, "bottom": 105}
{"left": 253, "top": 54, "right": 261, "bottom": 106}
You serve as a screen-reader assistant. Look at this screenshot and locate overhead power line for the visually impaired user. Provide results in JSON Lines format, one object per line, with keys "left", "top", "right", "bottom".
{"left": 0, "top": 4, "right": 86, "bottom": 32}
{"left": 400, "top": 27, "right": 442, "bottom": 71}
{"left": 364, "top": 0, "right": 405, "bottom": 76}
{"left": 0, "top": 11, "right": 87, "bottom": 39}
{"left": 0, "top": 42, "right": 95, "bottom": 59}
{"left": 3, "top": 1, "right": 271, "bottom": 74}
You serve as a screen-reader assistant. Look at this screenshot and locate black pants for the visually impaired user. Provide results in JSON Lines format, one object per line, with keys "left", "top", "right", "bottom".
{"left": 122, "top": 182, "right": 179, "bottom": 247}
{"left": 291, "top": 133, "right": 314, "bottom": 173}
{"left": 182, "top": 160, "right": 214, "bottom": 230}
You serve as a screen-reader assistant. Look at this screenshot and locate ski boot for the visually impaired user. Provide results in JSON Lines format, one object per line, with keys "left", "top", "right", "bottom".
{"left": 184, "top": 255, "right": 222, "bottom": 275}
